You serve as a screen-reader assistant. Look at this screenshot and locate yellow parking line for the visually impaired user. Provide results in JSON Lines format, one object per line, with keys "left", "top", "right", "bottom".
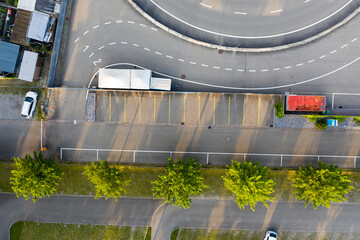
{"left": 228, "top": 96, "right": 231, "bottom": 126}
{"left": 154, "top": 94, "right": 156, "bottom": 123}
{"left": 139, "top": 94, "right": 141, "bottom": 123}
{"left": 109, "top": 93, "right": 111, "bottom": 122}
{"left": 213, "top": 95, "right": 215, "bottom": 125}
{"left": 198, "top": 95, "right": 201, "bottom": 124}
{"left": 124, "top": 94, "right": 126, "bottom": 122}
{"left": 243, "top": 97, "right": 246, "bottom": 125}
{"left": 169, "top": 95, "right": 171, "bottom": 123}
{"left": 258, "top": 96, "right": 260, "bottom": 126}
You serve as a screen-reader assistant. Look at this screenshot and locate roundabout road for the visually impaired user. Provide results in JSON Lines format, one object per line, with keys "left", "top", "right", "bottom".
{"left": 61, "top": 0, "right": 360, "bottom": 94}
{"left": 132, "top": 0, "right": 360, "bottom": 47}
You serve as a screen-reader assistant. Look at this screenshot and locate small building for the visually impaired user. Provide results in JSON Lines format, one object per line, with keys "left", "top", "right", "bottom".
{"left": 0, "top": 41, "right": 20, "bottom": 74}
{"left": 27, "top": 11, "right": 50, "bottom": 42}
{"left": 10, "top": 9, "right": 32, "bottom": 46}
{"left": 17, "top": 0, "right": 36, "bottom": 12}
{"left": 18, "top": 51, "right": 39, "bottom": 82}
{"left": 286, "top": 95, "right": 326, "bottom": 112}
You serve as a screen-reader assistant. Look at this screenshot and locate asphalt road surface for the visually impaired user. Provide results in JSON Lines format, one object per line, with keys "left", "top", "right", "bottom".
{"left": 62, "top": 0, "right": 360, "bottom": 95}
{"left": 2, "top": 193, "right": 360, "bottom": 240}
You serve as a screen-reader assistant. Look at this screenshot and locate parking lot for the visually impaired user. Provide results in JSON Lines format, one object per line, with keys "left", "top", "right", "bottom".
{"left": 94, "top": 91, "right": 277, "bottom": 127}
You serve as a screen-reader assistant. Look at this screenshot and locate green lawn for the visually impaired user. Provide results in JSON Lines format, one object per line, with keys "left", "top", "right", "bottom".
{"left": 10, "top": 222, "right": 150, "bottom": 240}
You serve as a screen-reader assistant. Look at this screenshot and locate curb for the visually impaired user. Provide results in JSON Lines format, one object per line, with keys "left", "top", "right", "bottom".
{"left": 127, "top": 0, "right": 360, "bottom": 52}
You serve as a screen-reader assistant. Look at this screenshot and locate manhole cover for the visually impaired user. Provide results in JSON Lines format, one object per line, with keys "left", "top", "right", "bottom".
{"left": 218, "top": 49, "right": 223, "bottom": 54}
{"left": 181, "top": 74, "right": 186, "bottom": 79}
{"left": 225, "top": 136, "right": 231, "bottom": 142}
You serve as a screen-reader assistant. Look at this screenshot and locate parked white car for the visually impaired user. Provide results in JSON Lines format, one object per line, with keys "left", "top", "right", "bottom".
{"left": 264, "top": 230, "right": 277, "bottom": 240}
{"left": 21, "top": 91, "right": 38, "bottom": 119}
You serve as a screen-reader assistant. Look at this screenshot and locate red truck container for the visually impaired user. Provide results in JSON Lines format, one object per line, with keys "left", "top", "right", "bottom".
{"left": 286, "top": 95, "right": 326, "bottom": 112}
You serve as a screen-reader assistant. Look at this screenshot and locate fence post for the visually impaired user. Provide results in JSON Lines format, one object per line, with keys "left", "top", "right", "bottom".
{"left": 170, "top": 152, "right": 173, "bottom": 158}
{"left": 133, "top": 151, "right": 136, "bottom": 162}
{"left": 60, "top": 148, "right": 62, "bottom": 160}
{"left": 317, "top": 156, "right": 320, "bottom": 162}
{"left": 280, "top": 155, "right": 283, "bottom": 167}
{"left": 243, "top": 154, "right": 246, "bottom": 162}
{"left": 96, "top": 150, "right": 99, "bottom": 161}
{"left": 207, "top": 153, "right": 209, "bottom": 165}
{"left": 354, "top": 157, "right": 357, "bottom": 169}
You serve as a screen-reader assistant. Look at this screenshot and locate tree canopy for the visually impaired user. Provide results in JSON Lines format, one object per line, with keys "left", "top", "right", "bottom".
{"left": 290, "top": 162, "right": 354, "bottom": 209}
{"left": 10, "top": 151, "right": 63, "bottom": 202}
{"left": 83, "top": 160, "right": 130, "bottom": 201}
{"left": 151, "top": 157, "right": 208, "bottom": 209}
{"left": 222, "top": 161, "right": 275, "bottom": 211}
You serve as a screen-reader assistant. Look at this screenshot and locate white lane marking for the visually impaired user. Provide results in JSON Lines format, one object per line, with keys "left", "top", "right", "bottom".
{"left": 200, "top": 3, "right": 212, "bottom": 8}
{"left": 83, "top": 45, "right": 89, "bottom": 52}
{"left": 89, "top": 52, "right": 94, "bottom": 58}
{"left": 351, "top": 38, "right": 357, "bottom": 43}
{"left": 308, "top": 59, "right": 315, "bottom": 63}
{"left": 225, "top": 68, "right": 232, "bottom": 71}
{"left": 140, "top": 24, "right": 147, "bottom": 27}
{"left": 128, "top": 21, "right": 135, "bottom": 24}
{"left": 178, "top": 59, "right": 185, "bottom": 62}
{"left": 249, "top": 70, "right": 256, "bottom": 72}
{"left": 109, "top": 42, "right": 116, "bottom": 45}
{"left": 104, "top": 22, "right": 111, "bottom": 25}
{"left": 319, "top": 55, "right": 326, "bottom": 59}
{"left": 330, "top": 50, "right": 337, "bottom": 54}
{"left": 341, "top": 44, "right": 347, "bottom": 48}
{"left": 201, "top": 64, "right": 208, "bottom": 67}
{"left": 93, "top": 25, "right": 99, "bottom": 29}
{"left": 155, "top": 51, "right": 162, "bottom": 55}
{"left": 147, "top": 0, "right": 354, "bottom": 39}
{"left": 213, "top": 66, "right": 220, "bottom": 69}
{"left": 116, "top": 20, "right": 123, "bottom": 23}
{"left": 190, "top": 61, "right": 197, "bottom": 64}
{"left": 151, "top": 27, "right": 158, "bottom": 31}
{"left": 74, "top": 37, "right": 80, "bottom": 43}
{"left": 273, "top": 68, "right": 280, "bottom": 71}
{"left": 121, "top": 41, "right": 128, "bottom": 44}
{"left": 234, "top": 11, "right": 247, "bottom": 15}
{"left": 236, "top": 69, "right": 244, "bottom": 72}
{"left": 132, "top": 43, "right": 139, "bottom": 47}
{"left": 296, "top": 63, "right": 304, "bottom": 66}
{"left": 98, "top": 46, "right": 105, "bottom": 50}
{"left": 83, "top": 31, "right": 89, "bottom": 35}
{"left": 261, "top": 69, "right": 268, "bottom": 72}
{"left": 91, "top": 57, "right": 360, "bottom": 91}
{"left": 144, "top": 47, "right": 150, "bottom": 51}
{"left": 270, "top": 9, "right": 283, "bottom": 14}
{"left": 285, "top": 66, "right": 292, "bottom": 69}
{"left": 166, "top": 55, "right": 173, "bottom": 59}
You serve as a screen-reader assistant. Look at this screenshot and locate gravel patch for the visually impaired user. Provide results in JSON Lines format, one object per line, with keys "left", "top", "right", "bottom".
{"left": 0, "top": 94, "right": 24, "bottom": 120}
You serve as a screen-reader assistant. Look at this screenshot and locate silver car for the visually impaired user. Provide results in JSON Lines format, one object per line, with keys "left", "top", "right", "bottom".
{"left": 264, "top": 230, "right": 277, "bottom": 240}
{"left": 21, "top": 91, "right": 38, "bottom": 119}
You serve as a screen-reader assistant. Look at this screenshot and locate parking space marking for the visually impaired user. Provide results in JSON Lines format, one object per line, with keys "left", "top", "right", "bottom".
{"left": 109, "top": 93, "right": 112, "bottom": 122}
{"left": 183, "top": 95, "right": 186, "bottom": 123}
{"left": 124, "top": 94, "right": 127, "bottom": 122}
{"left": 139, "top": 94, "right": 141, "bottom": 123}
{"left": 154, "top": 94, "right": 156, "bottom": 123}
{"left": 169, "top": 95, "right": 171, "bottom": 124}
{"left": 258, "top": 96, "right": 260, "bottom": 126}
{"left": 213, "top": 95, "right": 216, "bottom": 125}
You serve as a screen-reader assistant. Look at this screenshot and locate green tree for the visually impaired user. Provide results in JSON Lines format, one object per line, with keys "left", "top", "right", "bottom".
{"left": 83, "top": 160, "right": 130, "bottom": 201}
{"left": 222, "top": 161, "right": 275, "bottom": 211}
{"left": 290, "top": 162, "right": 354, "bottom": 209}
{"left": 151, "top": 158, "right": 208, "bottom": 209}
{"left": 10, "top": 151, "right": 63, "bottom": 202}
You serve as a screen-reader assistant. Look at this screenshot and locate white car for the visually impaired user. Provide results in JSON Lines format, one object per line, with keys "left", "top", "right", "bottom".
{"left": 264, "top": 230, "right": 277, "bottom": 240}
{"left": 21, "top": 91, "right": 38, "bottom": 119}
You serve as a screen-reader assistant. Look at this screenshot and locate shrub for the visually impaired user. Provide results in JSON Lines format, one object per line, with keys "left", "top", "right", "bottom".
{"left": 315, "top": 118, "right": 327, "bottom": 130}
{"left": 275, "top": 99, "right": 284, "bottom": 119}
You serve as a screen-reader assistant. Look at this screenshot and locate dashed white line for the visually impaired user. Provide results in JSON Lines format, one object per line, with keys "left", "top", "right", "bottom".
{"left": 270, "top": 9, "right": 283, "bottom": 14}
{"left": 116, "top": 20, "right": 123, "bottom": 23}
{"left": 236, "top": 69, "right": 244, "bottom": 72}
{"left": 273, "top": 68, "right": 280, "bottom": 71}
{"left": 249, "top": 70, "right": 256, "bottom": 72}
{"left": 190, "top": 62, "right": 197, "bottom": 65}
{"left": 201, "top": 64, "right": 208, "bottom": 67}
{"left": 144, "top": 47, "right": 150, "bottom": 51}
{"left": 155, "top": 51, "right": 162, "bottom": 55}
{"left": 121, "top": 41, "right": 128, "bottom": 44}
{"left": 234, "top": 11, "right": 247, "bottom": 15}
{"left": 104, "top": 22, "right": 111, "bottom": 25}
{"left": 98, "top": 46, "right": 104, "bottom": 50}
{"left": 261, "top": 69, "right": 268, "bottom": 72}
{"left": 127, "top": 21, "right": 135, "bottom": 24}
{"left": 341, "top": 44, "right": 347, "bottom": 48}
{"left": 132, "top": 44, "right": 139, "bottom": 47}
{"left": 296, "top": 63, "right": 304, "bottom": 66}
{"left": 308, "top": 59, "right": 315, "bottom": 63}
{"left": 89, "top": 52, "right": 94, "bottom": 58}
{"left": 351, "top": 38, "right": 357, "bottom": 43}
{"left": 178, "top": 59, "right": 185, "bottom": 62}
{"left": 225, "top": 68, "right": 232, "bottom": 71}
{"left": 83, "top": 31, "right": 89, "bottom": 35}
{"left": 213, "top": 66, "right": 220, "bottom": 69}
{"left": 166, "top": 55, "right": 173, "bottom": 59}
{"left": 151, "top": 27, "right": 158, "bottom": 31}
{"left": 109, "top": 42, "right": 116, "bottom": 45}
{"left": 93, "top": 25, "right": 99, "bottom": 29}
{"left": 140, "top": 24, "right": 147, "bottom": 27}
{"left": 285, "top": 66, "right": 292, "bottom": 69}
{"left": 74, "top": 38, "right": 80, "bottom": 43}
{"left": 330, "top": 50, "right": 337, "bottom": 54}
{"left": 319, "top": 55, "right": 326, "bottom": 59}
{"left": 200, "top": 2, "right": 212, "bottom": 8}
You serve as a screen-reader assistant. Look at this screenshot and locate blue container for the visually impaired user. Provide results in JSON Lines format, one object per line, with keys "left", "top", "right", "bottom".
{"left": 327, "top": 119, "right": 338, "bottom": 126}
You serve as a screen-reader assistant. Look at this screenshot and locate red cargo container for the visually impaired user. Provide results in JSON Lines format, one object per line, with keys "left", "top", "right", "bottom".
{"left": 286, "top": 95, "right": 326, "bottom": 112}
